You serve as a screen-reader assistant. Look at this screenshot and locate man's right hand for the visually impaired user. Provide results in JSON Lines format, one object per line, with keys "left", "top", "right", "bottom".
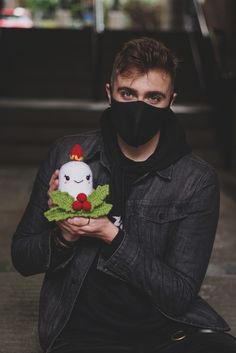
{"left": 48, "top": 169, "right": 81, "bottom": 243}
{"left": 48, "top": 169, "right": 60, "bottom": 208}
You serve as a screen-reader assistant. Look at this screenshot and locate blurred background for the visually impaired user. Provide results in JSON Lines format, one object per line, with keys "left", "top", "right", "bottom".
{"left": 0, "top": 1, "right": 236, "bottom": 352}
{"left": 0, "top": 0, "right": 236, "bottom": 167}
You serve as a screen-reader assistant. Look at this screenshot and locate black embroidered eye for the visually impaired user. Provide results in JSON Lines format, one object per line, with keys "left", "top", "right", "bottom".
{"left": 64, "top": 175, "right": 70, "bottom": 181}
{"left": 86, "top": 174, "right": 91, "bottom": 181}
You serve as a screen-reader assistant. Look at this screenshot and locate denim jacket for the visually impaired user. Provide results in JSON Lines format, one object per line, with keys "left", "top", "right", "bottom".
{"left": 11, "top": 130, "right": 230, "bottom": 352}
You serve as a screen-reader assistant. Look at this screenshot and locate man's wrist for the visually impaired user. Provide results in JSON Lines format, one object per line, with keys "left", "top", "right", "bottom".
{"left": 102, "top": 228, "right": 124, "bottom": 259}
{"left": 53, "top": 228, "right": 77, "bottom": 251}
{"left": 103, "top": 222, "right": 119, "bottom": 244}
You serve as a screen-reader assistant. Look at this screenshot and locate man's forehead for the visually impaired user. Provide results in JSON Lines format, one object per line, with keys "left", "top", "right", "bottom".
{"left": 114, "top": 69, "right": 172, "bottom": 92}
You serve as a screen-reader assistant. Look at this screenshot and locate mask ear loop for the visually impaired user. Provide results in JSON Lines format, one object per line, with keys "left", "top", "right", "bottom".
{"left": 109, "top": 82, "right": 115, "bottom": 106}
{"left": 106, "top": 83, "right": 112, "bottom": 106}
{"left": 169, "top": 92, "right": 177, "bottom": 107}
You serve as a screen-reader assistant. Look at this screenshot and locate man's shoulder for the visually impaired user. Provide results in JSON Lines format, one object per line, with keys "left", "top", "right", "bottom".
{"left": 174, "top": 152, "right": 218, "bottom": 187}
{"left": 55, "top": 129, "right": 102, "bottom": 147}
{"left": 181, "top": 152, "right": 216, "bottom": 173}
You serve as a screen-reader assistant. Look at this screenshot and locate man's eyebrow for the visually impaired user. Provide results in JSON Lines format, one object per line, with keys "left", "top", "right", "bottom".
{"left": 117, "top": 87, "right": 166, "bottom": 99}
{"left": 117, "top": 87, "right": 138, "bottom": 94}
{"left": 145, "top": 91, "right": 166, "bottom": 99}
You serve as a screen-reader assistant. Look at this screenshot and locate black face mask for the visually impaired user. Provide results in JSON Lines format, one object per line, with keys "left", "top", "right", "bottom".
{"left": 110, "top": 98, "right": 171, "bottom": 147}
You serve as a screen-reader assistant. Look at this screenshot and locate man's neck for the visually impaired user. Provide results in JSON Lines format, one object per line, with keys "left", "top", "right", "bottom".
{"left": 117, "top": 131, "right": 160, "bottom": 162}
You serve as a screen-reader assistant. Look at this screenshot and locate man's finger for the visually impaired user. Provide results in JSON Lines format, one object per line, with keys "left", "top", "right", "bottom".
{"left": 67, "top": 217, "right": 90, "bottom": 227}
{"left": 49, "top": 169, "right": 60, "bottom": 187}
{"left": 57, "top": 221, "right": 76, "bottom": 235}
{"left": 56, "top": 222, "right": 82, "bottom": 241}
{"left": 58, "top": 219, "right": 81, "bottom": 232}
{"left": 48, "top": 170, "right": 60, "bottom": 198}
{"left": 49, "top": 182, "right": 58, "bottom": 192}
{"left": 48, "top": 199, "right": 53, "bottom": 208}
{"left": 49, "top": 178, "right": 59, "bottom": 189}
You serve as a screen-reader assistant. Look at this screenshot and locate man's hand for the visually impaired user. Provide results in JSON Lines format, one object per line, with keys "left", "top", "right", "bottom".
{"left": 48, "top": 169, "right": 59, "bottom": 209}
{"left": 47, "top": 170, "right": 119, "bottom": 244}
{"left": 61, "top": 216, "right": 119, "bottom": 244}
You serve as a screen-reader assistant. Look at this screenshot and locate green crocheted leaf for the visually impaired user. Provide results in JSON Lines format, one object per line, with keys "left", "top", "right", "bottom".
{"left": 88, "top": 185, "right": 110, "bottom": 209}
{"left": 50, "top": 191, "right": 74, "bottom": 211}
{"left": 44, "top": 206, "right": 73, "bottom": 222}
{"left": 44, "top": 184, "right": 112, "bottom": 222}
{"left": 89, "top": 202, "right": 113, "bottom": 218}
{"left": 44, "top": 202, "right": 113, "bottom": 222}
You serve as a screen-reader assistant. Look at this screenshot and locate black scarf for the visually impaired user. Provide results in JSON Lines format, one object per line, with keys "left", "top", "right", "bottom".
{"left": 100, "top": 107, "right": 191, "bottom": 223}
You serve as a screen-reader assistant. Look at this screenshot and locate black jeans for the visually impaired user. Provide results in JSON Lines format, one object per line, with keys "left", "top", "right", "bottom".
{"left": 49, "top": 329, "right": 236, "bottom": 353}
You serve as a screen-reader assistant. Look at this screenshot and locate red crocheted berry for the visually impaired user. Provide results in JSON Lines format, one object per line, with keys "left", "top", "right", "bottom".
{"left": 76, "top": 193, "right": 87, "bottom": 202}
{"left": 82, "top": 200, "right": 92, "bottom": 211}
{"left": 72, "top": 200, "right": 83, "bottom": 211}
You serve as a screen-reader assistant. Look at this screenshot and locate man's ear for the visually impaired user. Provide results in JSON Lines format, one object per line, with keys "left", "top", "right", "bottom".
{"left": 105, "top": 83, "right": 111, "bottom": 105}
{"left": 170, "top": 92, "right": 177, "bottom": 106}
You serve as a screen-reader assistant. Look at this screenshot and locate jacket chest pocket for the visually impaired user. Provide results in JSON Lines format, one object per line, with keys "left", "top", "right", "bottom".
{"left": 127, "top": 201, "right": 188, "bottom": 258}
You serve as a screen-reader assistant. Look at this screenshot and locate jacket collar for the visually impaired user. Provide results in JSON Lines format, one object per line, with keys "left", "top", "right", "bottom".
{"left": 83, "top": 131, "right": 111, "bottom": 172}
{"left": 83, "top": 131, "right": 103, "bottom": 161}
{"left": 85, "top": 130, "right": 173, "bottom": 180}
{"left": 155, "top": 165, "right": 173, "bottom": 181}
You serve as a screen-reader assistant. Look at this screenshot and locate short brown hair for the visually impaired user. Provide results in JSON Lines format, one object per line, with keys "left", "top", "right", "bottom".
{"left": 110, "top": 37, "right": 178, "bottom": 87}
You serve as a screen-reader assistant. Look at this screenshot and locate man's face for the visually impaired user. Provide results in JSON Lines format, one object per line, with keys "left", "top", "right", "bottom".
{"left": 106, "top": 69, "right": 176, "bottom": 108}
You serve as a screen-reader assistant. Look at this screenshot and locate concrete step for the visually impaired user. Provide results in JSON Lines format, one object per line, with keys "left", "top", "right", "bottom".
{"left": 0, "top": 272, "right": 235, "bottom": 353}
{"left": 0, "top": 273, "right": 43, "bottom": 353}
{"left": 0, "top": 98, "right": 221, "bottom": 166}
{"left": 200, "top": 275, "right": 236, "bottom": 334}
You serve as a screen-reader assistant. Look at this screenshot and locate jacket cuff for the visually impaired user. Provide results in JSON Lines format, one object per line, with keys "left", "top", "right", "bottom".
{"left": 101, "top": 229, "right": 125, "bottom": 259}
{"left": 97, "top": 229, "right": 141, "bottom": 281}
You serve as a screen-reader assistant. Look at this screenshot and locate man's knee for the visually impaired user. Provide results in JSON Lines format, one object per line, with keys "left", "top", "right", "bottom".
{"left": 152, "top": 331, "right": 236, "bottom": 353}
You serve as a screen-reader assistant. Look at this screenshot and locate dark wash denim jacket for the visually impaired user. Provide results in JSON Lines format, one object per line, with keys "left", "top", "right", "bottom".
{"left": 11, "top": 130, "right": 230, "bottom": 352}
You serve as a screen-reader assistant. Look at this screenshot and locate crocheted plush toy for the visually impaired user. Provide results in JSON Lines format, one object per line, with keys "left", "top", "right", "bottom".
{"left": 44, "top": 144, "right": 112, "bottom": 222}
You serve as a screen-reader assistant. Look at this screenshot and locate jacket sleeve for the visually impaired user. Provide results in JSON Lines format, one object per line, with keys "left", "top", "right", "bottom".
{"left": 98, "top": 170, "right": 220, "bottom": 317}
{"left": 11, "top": 141, "right": 76, "bottom": 276}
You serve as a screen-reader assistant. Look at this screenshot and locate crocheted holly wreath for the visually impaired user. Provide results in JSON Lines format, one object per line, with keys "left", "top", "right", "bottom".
{"left": 44, "top": 184, "right": 112, "bottom": 222}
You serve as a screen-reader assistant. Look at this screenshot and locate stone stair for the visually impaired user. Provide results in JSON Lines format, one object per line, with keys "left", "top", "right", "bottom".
{"left": 0, "top": 98, "right": 222, "bottom": 167}
{"left": 0, "top": 272, "right": 235, "bottom": 353}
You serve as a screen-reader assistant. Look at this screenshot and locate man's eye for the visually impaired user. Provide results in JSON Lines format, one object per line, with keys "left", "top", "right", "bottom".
{"left": 64, "top": 175, "right": 70, "bottom": 181}
{"left": 148, "top": 96, "right": 161, "bottom": 103}
{"left": 86, "top": 174, "right": 91, "bottom": 181}
{"left": 120, "top": 90, "right": 133, "bottom": 99}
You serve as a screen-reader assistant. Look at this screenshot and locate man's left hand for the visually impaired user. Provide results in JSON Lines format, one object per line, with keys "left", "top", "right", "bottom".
{"left": 65, "top": 216, "right": 119, "bottom": 244}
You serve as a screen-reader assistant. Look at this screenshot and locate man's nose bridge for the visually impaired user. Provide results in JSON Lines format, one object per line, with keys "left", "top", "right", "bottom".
{"left": 135, "top": 101, "right": 145, "bottom": 124}
{"left": 137, "top": 93, "right": 145, "bottom": 102}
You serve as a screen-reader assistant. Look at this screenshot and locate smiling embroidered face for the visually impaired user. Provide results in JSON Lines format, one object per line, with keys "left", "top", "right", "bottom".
{"left": 58, "top": 161, "right": 93, "bottom": 199}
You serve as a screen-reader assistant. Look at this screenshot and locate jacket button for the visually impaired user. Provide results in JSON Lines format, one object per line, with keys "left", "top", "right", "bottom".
{"left": 171, "top": 330, "right": 186, "bottom": 341}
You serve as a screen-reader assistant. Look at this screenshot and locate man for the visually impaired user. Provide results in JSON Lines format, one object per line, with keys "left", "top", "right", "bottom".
{"left": 11, "top": 38, "right": 236, "bottom": 353}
